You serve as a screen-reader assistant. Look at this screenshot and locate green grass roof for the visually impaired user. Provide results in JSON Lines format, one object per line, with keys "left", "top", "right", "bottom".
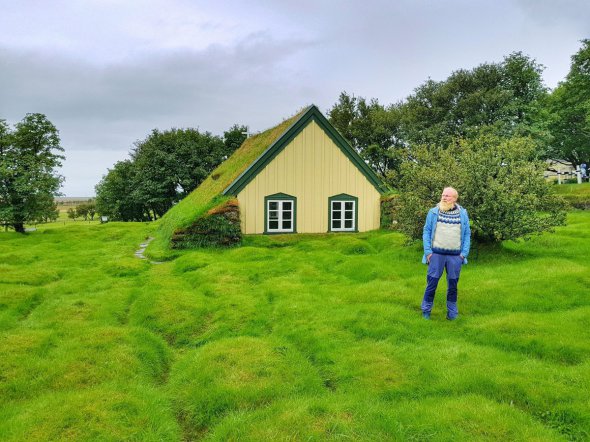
{"left": 147, "top": 107, "right": 310, "bottom": 258}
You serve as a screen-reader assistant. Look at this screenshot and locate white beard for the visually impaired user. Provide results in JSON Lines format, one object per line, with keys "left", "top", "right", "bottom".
{"left": 439, "top": 201, "right": 455, "bottom": 212}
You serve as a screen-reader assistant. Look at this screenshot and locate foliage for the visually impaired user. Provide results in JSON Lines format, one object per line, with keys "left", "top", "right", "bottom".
{"left": 95, "top": 160, "right": 149, "bottom": 221}
{"left": 66, "top": 207, "right": 77, "bottom": 221}
{"left": 547, "top": 39, "right": 590, "bottom": 167}
{"left": 380, "top": 193, "right": 400, "bottom": 230}
{"left": 396, "top": 134, "right": 566, "bottom": 243}
{"left": 1, "top": 216, "right": 590, "bottom": 439}
{"left": 0, "top": 114, "right": 64, "bottom": 232}
{"left": 400, "top": 52, "right": 550, "bottom": 150}
{"left": 553, "top": 182, "right": 590, "bottom": 209}
{"left": 76, "top": 202, "right": 96, "bottom": 221}
{"left": 96, "top": 125, "right": 247, "bottom": 223}
{"left": 328, "top": 92, "right": 406, "bottom": 181}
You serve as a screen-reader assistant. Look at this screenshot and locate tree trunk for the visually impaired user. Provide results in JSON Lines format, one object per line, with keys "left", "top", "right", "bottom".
{"left": 13, "top": 222, "right": 25, "bottom": 233}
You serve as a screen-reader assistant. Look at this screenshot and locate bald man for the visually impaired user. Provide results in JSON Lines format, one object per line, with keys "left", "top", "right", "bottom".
{"left": 421, "top": 187, "right": 471, "bottom": 320}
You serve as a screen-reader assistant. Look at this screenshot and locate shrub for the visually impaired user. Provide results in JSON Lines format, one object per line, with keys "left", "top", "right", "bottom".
{"left": 396, "top": 134, "right": 567, "bottom": 243}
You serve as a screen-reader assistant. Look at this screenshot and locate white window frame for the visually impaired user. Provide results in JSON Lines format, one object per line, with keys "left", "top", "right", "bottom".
{"left": 330, "top": 199, "right": 356, "bottom": 232}
{"left": 266, "top": 199, "right": 294, "bottom": 233}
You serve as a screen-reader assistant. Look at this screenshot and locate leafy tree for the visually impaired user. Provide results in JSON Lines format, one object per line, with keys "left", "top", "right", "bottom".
{"left": 32, "top": 193, "right": 59, "bottom": 224}
{"left": 395, "top": 133, "right": 566, "bottom": 243}
{"left": 87, "top": 202, "right": 96, "bottom": 221}
{"left": 0, "top": 114, "right": 64, "bottom": 232}
{"left": 223, "top": 124, "right": 248, "bottom": 158}
{"left": 400, "top": 53, "right": 549, "bottom": 150}
{"left": 96, "top": 124, "right": 246, "bottom": 222}
{"left": 328, "top": 92, "right": 406, "bottom": 181}
{"left": 130, "top": 128, "right": 235, "bottom": 219}
{"left": 95, "top": 160, "right": 149, "bottom": 221}
{"left": 547, "top": 40, "right": 590, "bottom": 167}
{"left": 76, "top": 202, "right": 96, "bottom": 221}
{"left": 67, "top": 207, "right": 78, "bottom": 221}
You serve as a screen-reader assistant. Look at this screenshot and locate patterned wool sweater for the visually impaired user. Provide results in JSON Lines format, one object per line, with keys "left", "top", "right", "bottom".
{"left": 432, "top": 205, "right": 462, "bottom": 255}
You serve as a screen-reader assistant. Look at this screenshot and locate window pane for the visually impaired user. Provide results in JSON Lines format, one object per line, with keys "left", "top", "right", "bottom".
{"left": 282, "top": 220, "right": 292, "bottom": 229}
{"left": 269, "top": 201, "right": 278, "bottom": 211}
{"left": 269, "top": 211, "right": 278, "bottom": 219}
{"left": 345, "top": 210, "right": 353, "bottom": 220}
{"left": 269, "top": 220, "right": 279, "bottom": 229}
{"left": 333, "top": 202, "right": 341, "bottom": 210}
{"left": 333, "top": 220, "right": 341, "bottom": 229}
{"left": 345, "top": 202, "right": 353, "bottom": 210}
{"left": 333, "top": 210, "right": 341, "bottom": 220}
{"left": 283, "top": 201, "right": 292, "bottom": 211}
{"left": 283, "top": 211, "right": 292, "bottom": 220}
{"left": 344, "top": 220, "right": 353, "bottom": 229}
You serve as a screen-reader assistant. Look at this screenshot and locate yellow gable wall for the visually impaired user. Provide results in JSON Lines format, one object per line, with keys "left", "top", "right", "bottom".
{"left": 237, "top": 120, "right": 381, "bottom": 234}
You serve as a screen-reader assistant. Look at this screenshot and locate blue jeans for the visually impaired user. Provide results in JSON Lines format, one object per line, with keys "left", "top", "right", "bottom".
{"left": 421, "top": 253, "right": 463, "bottom": 319}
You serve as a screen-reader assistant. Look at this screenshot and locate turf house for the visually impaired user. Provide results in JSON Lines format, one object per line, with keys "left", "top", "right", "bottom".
{"left": 153, "top": 105, "right": 388, "bottom": 249}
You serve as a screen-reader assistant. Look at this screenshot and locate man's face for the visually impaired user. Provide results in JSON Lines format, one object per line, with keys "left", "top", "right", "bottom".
{"left": 440, "top": 189, "right": 457, "bottom": 210}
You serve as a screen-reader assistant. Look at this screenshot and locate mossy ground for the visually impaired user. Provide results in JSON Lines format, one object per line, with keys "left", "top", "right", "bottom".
{"left": 1, "top": 213, "right": 589, "bottom": 440}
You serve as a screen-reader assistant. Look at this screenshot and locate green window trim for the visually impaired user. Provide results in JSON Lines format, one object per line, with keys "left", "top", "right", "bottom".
{"left": 264, "top": 193, "right": 297, "bottom": 234}
{"left": 328, "top": 194, "right": 358, "bottom": 232}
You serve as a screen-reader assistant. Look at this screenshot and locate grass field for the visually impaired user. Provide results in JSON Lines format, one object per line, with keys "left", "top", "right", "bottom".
{"left": 1, "top": 213, "right": 589, "bottom": 440}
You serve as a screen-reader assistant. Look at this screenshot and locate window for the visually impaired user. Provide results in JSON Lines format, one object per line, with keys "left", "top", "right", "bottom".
{"left": 329, "top": 194, "right": 357, "bottom": 232}
{"left": 265, "top": 193, "right": 296, "bottom": 233}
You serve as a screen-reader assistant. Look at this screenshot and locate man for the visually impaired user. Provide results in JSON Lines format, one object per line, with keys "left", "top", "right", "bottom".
{"left": 421, "top": 187, "right": 471, "bottom": 320}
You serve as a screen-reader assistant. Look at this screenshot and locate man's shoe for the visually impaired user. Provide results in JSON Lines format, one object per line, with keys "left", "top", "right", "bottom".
{"left": 446, "top": 315, "right": 457, "bottom": 321}
{"left": 422, "top": 312, "right": 431, "bottom": 320}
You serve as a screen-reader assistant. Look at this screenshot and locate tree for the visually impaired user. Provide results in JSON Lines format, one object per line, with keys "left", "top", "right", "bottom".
{"left": 67, "top": 207, "right": 78, "bottom": 221}
{"left": 130, "top": 128, "right": 232, "bottom": 219}
{"left": 547, "top": 40, "right": 590, "bottom": 167}
{"left": 87, "top": 202, "right": 96, "bottom": 221}
{"left": 0, "top": 114, "right": 64, "bottom": 232}
{"left": 400, "top": 52, "right": 549, "bottom": 150}
{"left": 223, "top": 124, "right": 248, "bottom": 158}
{"left": 395, "top": 134, "right": 566, "bottom": 243}
{"left": 96, "top": 123, "right": 247, "bottom": 222}
{"left": 95, "top": 160, "right": 148, "bottom": 222}
{"left": 328, "top": 92, "right": 407, "bottom": 181}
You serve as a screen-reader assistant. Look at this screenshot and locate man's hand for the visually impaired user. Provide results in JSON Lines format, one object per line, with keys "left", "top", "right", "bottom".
{"left": 427, "top": 253, "right": 432, "bottom": 263}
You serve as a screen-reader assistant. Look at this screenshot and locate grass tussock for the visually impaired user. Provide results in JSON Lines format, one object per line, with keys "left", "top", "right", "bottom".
{"left": 0, "top": 213, "right": 589, "bottom": 440}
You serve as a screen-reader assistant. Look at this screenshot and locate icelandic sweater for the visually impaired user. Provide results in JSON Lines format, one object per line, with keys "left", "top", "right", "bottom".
{"left": 422, "top": 204, "right": 471, "bottom": 264}
{"left": 432, "top": 206, "right": 462, "bottom": 255}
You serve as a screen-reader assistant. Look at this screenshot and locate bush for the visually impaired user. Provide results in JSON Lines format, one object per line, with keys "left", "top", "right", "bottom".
{"left": 380, "top": 193, "right": 400, "bottom": 230}
{"left": 396, "top": 134, "right": 567, "bottom": 243}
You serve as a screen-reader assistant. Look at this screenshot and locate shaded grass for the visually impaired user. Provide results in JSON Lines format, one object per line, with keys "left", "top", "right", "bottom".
{"left": 1, "top": 213, "right": 589, "bottom": 440}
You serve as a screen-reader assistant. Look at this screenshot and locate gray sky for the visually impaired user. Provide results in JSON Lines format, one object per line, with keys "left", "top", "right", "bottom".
{"left": 1, "top": 0, "right": 588, "bottom": 196}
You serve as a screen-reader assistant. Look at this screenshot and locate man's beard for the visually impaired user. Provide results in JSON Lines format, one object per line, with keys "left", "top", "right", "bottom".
{"left": 439, "top": 201, "right": 455, "bottom": 212}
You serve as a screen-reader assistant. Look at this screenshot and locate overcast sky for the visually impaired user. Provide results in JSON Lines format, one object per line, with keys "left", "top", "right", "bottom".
{"left": 1, "top": 0, "right": 588, "bottom": 196}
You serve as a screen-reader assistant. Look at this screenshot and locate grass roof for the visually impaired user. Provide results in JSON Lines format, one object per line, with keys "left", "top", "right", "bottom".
{"left": 147, "top": 107, "right": 310, "bottom": 258}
